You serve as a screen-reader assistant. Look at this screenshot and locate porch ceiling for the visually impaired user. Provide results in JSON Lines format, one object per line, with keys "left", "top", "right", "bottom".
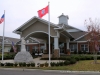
{"left": 31, "top": 32, "right": 48, "bottom": 39}
{"left": 26, "top": 32, "right": 54, "bottom": 43}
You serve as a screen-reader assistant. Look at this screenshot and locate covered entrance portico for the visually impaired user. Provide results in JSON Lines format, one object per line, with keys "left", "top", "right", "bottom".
{"left": 14, "top": 16, "right": 73, "bottom": 57}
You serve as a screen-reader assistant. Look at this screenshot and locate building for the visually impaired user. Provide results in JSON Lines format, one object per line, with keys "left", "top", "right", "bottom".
{"left": 0, "top": 36, "right": 20, "bottom": 52}
{"left": 13, "top": 14, "right": 95, "bottom": 58}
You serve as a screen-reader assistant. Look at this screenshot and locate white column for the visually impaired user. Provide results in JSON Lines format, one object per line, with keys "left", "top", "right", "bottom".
{"left": 54, "top": 37, "right": 59, "bottom": 49}
{"left": 66, "top": 39, "right": 70, "bottom": 49}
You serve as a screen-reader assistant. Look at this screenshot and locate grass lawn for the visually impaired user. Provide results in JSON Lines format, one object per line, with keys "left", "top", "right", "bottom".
{"left": 41, "top": 60, "right": 100, "bottom": 71}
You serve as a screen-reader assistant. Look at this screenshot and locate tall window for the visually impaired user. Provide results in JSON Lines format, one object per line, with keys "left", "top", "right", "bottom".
{"left": 40, "top": 46, "right": 45, "bottom": 53}
{"left": 26, "top": 45, "right": 30, "bottom": 52}
{"left": 70, "top": 44, "right": 77, "bottom": 52}
{"left": 32, "top": 46, "right": 38, "bottom": 53}
{"left": 59, "top": 43, "right": 64, "bottom": 53}
{"left": 81, "top": 44, "right": 88, "bottom": 51}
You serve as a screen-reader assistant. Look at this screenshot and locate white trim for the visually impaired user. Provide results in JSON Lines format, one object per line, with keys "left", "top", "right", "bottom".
{"left": 26, "top": 43, "right": 39, "bottom": 45}
{"left": 66, "top": 29, "right": 81, "bottom": 32}
{"left": 18, "top": 43, "right": 40, "bottom": 45}
{"left": 77, "top": 41, "right": 87, "bottom": 43}
{"left": 14, "top": 31, "right": 22, "bottom": 34}
{"left": 54, "top": 24, "right": 64, "bottom": 30}
{"left": 29, "top": 37, "right": 40, "bottom": 43}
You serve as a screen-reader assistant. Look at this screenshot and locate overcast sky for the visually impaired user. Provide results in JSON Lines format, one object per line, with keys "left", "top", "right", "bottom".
{"left": 0, "top": 0, "right": 100, "bottom": 39}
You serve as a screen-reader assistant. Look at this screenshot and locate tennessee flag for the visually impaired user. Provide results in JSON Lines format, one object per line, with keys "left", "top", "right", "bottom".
{"left": 0, "top": 14, "right": 4, "bottom": 24}
{"left": 38, "top": 5, "right": 48, "bottom": 18}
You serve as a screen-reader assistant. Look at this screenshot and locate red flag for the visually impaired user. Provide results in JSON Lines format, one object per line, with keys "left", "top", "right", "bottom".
{"left": 38, "top": 5, "right": 48, "bottom": 18}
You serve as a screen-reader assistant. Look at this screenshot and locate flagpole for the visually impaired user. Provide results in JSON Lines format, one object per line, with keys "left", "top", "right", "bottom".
{"left": 2, "top": 10, "right": 5, "bottom": 62}
{"left": 48, "top": 2, "right": 51, "bottom": 67}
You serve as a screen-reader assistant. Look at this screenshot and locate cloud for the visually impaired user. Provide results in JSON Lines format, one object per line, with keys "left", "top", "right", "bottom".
{"left": 0, "top": 0, "right": 100, "bottom": 38}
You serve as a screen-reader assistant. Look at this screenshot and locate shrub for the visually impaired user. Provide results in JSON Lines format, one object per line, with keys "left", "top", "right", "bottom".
{"left": 83, "top": 50, "right": 86, "bottom": 54}
{"left": 97, "top": 56, "right": 100, "bottom": 60}
{"left": 0, "top": 56, "right": 2, "bottom": 60}
{"left": 74, "top": 56, "right": 80, "bottom": 61}
{"left": 50, "top": 62, "right": 55, "bottom": 67}
{"left": 26, "top": 63, "right": 31, "bottom": 67}
{"left": 22, "top": 63, "right": 26, "bottom": 67}
{"left": 40, "top": 64, "right": 44, "bottom": 67}
{"left": 5, "top": 63, "right": 13, "bottom": 66}
{"left": 0, "top": 63, "right": 4, "bottom": 66}
{"left": 97, "top": 52, "right": 100, "bottom": 55}
{"left": 70, "top": 59, "right": 76, "bottom": 64}
{"left": 30, "top": 63, "right": 35, "bottom": 67}
{"left": 59, "top": 62, "right": 64, "bottom": 66}
{"left": 19, "top": 63, "right": 23, "bottom": 67}
{"left": 74, "top": 50, "right": 77, "bottom": 54}
{"left": 79, "top": 56, "right": 86, "bottom": 60}
{"left": 87, "top": 52, "right": 92, "bottom": 54}
{"left": 66, "top": 57, "right": 71, "bottom": 61}
{"left": 85, "top": 56, "right": 92, "bottom": 60}
{"left": 55, "top": 62, "right": 59, "bottom": 66}
{"left": 14, "top": 63, "right": 18, "bottom": 67}
{"left": 44, "top": 62, "right": 48, "bottom": 67}
{"left": 78, "top": 51, "right": 82, "bottom": 54}
{"left": 64, "top": 60, "right": 70, "bottom": 65}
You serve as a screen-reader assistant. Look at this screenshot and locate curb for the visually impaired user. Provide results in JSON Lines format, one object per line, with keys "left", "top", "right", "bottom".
{"left": 0, "top": 68, "right": 100, "bottom": 73}
{"left": 59, "top": 70, "right": 100, "bottom": 73}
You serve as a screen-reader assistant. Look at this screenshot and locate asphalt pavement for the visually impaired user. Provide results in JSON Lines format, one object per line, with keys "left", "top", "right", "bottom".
{"left": 0, "top": 57, "right": 100, "bottom": 75}
{"left": 0, "top": 68, "right": 100, "bottom": 75}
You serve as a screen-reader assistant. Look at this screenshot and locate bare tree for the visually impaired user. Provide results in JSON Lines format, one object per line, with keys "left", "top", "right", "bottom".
{"left": 85, "top": 18, "right": 100, "bottom": 64}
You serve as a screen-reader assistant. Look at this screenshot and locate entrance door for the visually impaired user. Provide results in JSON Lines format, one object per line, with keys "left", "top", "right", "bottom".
{"left": 32, "top": 46, "right": 38, "bottom": 55}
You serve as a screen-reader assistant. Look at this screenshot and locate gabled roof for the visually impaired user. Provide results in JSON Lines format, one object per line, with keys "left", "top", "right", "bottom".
{"left": 58, "top": 23, "right": 85, "bottom": 32}
{"left": 57, "top": 23, "right": 87, "bottom": 40}
{"left": 13, "top": 16, "right": 59, "bottom": 34}
{"left": 13, "top": 16, "right": 88, "bottom": 41}
{"left": 69, "top": 32, "right": 88, "bottom": 41}
{"left": 0, "top": 36, "right": 20, "bottom": 44}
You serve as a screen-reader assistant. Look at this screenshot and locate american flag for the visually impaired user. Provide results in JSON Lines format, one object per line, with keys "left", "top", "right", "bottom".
{"left": 12, "top": 42, "right": 16, "bottom": 53}
{"left": 0, "top": 14, "right": 4, "bottom": 24}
